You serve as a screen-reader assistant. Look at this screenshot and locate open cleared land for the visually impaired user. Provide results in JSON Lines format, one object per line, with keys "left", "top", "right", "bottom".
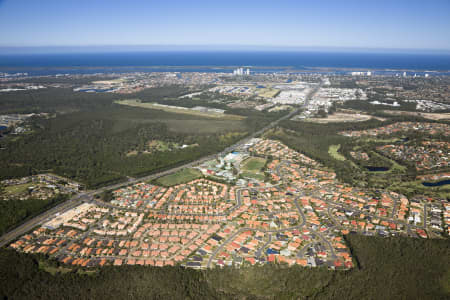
{"left": 383, "top": 110, "right": 450, "bottom": 120}
{"left": 241, "top": 172, "right": 265, "bottom": 181}
{"left": 115, "top": 99, "right": 245, "bottom": 120}
{"left": 241, "top": 157, "right": 266, "bottom": 180}
{"left": 4, "top": 183, "right": 34, "bottom": 195}
{"left": 369, "top": 151, "right": 406, "bottom": 173}
{"left": 154, "top": 168, "right": 203, "bottom": 186}
{"left": 328, "top": 144, "right": 346, "bottom": 161}
{"left": 242, "top": 157, "right": 267, "bottom": 172}
{"left": 104, "top": 106, "right": 248, "bottom": 134}
{"left": 360, "top": 137, "right": 401, "bottom": 143}
{"left": 305, "top": 112, "right": 376, "bottom": 123}
{"left": 256, "top": 88, "right": 281, "bottom": 98}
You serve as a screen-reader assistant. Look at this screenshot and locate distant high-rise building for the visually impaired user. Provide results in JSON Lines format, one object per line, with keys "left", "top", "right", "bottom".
{"left": 233, "top": 67, "right": 250, "bottom": 76}
{"left": 351, "top": 71, "right": 370, "bottom": 76}
{"left": 403, "top": 71, "right": 407, "bottom": 77}
{"left": 232, "top": 68, "right": 242, "bottom": 75}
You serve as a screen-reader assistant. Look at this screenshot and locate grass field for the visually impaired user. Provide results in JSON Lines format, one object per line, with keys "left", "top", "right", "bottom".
{"left": 389, "top": 179, "right": 450, "bottom": 200}
{"left": 241, "top": 157, "right": 267, "bottom": 180}
{"left": 257, "top": 88, "right": 281, "bottom": 98}
{"left": 115, "top": 99, "right": 245, "bottom": 120}
{"left": 328, "top": 145, "right": 346, "bottom": 161}
{"left": 39, "top": 260, "right": 72, "bottom": 275}
{"left": 4, "top": 183, "right": 33, "bottom": 195}
{"left": 383, "top": 110, "right": 450, "bottom": 120}
{"left": 241, "top": 172, "right": 266, "bottom": 181}
{"left": 93, "top": 105, "right": 248, "bottom": 134}
{"left": 155, "top": 168, "right": 203, "bottom": 186}
{"left": 242, "top": 157, "right": 267, "bottom": 172}
{"left": 361, "top": 137, "right": 401, "bottom": 143}
{"left": 305, "top": 112, "right": 375, "bottom": 123}
{"left": 369, "top": 151, "right": 406, "bottom": 173}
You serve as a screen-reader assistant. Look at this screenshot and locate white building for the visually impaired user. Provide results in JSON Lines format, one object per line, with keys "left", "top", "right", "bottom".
{"left": 233, "top": 67, "right": 250, "bottom": 76}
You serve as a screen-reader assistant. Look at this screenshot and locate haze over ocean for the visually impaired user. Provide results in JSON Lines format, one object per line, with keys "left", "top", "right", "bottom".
{"left": 1, "top": 51, "right": 450, "bottom": 76}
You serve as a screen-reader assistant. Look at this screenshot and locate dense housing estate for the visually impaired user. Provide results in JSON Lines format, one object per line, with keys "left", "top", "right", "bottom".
{"left": 9, "top": 135, "right": 448, "bottom": 269}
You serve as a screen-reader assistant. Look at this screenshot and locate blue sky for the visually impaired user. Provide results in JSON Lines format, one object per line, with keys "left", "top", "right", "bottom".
{"left": 0, "top": 0, "right": 449, "bottom": 52}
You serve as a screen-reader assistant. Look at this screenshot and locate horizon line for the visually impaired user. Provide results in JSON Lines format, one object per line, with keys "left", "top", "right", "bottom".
{"left": 1, "top": 44, "right": 450, "bottom": 55}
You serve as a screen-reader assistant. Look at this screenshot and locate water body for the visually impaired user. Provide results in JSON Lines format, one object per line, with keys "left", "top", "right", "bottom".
{"left": 422, "top": 179, "right": 450, "bottom": 187}
{"left": 76, "top": 88, "right": 114, "bottom": 93}
{"left": 365, "top": 166, "right": 390, "bottom": 172}
{"left": 0, "top": 51, "right": 450, "bottom": 76}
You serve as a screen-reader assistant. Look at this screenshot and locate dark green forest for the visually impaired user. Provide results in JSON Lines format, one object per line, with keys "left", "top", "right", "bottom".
{"left": 0, "top": 87, "right": 281, "bottom": 188}
{"left": 0, "top": 87, "right": 120, "bottom": 114}
{"left": 0, "top": 194, "right": 68, "bottom": 236}
{"left": 0, "top": 235, "right": 448, "bottom": 299}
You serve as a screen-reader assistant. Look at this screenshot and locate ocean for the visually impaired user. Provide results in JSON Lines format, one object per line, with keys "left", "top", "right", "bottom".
{"left": 0, "top": 51, "right": 449, "bottom": 76}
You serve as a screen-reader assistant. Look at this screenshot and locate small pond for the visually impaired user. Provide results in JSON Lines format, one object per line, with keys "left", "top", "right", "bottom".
{"left": 422, "top": 179, "right": 450, "bottom": 187}
{"left": 365, "top": 166, "right": 390, "bottom": 172}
